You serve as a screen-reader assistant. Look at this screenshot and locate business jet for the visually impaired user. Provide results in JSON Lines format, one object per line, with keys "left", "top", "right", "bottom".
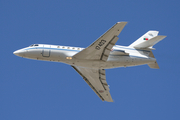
{"left": 13, "top": 22, "right": 166, "bottom": 102}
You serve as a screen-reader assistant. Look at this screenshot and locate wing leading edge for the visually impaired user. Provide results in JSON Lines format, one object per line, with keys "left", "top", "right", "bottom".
{"left": 72, "top": 66, "right": 113, "bottom": 102}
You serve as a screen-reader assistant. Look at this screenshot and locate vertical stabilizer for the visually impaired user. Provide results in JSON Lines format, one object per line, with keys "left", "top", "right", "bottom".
{"left": 129, "top": 31, "right": 159, "bottom": 48}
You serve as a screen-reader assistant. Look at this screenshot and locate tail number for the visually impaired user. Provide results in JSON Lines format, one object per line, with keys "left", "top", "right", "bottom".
{"left": 95, "top": 40, "right": 106, "bottom": 50}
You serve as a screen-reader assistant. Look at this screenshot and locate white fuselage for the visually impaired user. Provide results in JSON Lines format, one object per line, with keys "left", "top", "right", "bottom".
{"left": 14, "top": 44, "right": 156, "bottom": 69}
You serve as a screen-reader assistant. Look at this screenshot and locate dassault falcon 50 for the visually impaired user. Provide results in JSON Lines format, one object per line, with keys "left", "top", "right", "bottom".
{"left": 13, "top": 22, "right": 166, "bottom": 102}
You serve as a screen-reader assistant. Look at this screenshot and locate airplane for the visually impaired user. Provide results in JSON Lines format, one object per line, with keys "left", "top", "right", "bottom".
{"left": 13, "top": 22, "right": 166, "bottom": 102}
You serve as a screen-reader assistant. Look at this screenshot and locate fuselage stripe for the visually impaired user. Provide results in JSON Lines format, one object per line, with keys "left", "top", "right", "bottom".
{"left": 24, "top": 47, "right": 81, "bottom": 52}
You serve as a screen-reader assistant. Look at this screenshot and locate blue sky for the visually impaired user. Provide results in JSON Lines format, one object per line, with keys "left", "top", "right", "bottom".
{"left": 0, "top": 0, "right": 180, "bottom": 120}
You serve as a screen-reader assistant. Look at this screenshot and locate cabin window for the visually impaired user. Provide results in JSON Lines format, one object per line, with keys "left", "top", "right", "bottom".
{"left": 29, "top": 44, "right": 39, "bottom": 47}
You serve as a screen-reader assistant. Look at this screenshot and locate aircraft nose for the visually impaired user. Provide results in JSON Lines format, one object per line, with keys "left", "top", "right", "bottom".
{"left": 13, "top": 49, "right": 26, "bottom": 57}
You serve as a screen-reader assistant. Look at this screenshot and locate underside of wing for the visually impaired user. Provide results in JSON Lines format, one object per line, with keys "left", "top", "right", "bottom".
{"left": 73, "top": 22, "right": 127, "bottom": 61}
{"left": 72, "top": 66, "right": 113, "bottom": 102}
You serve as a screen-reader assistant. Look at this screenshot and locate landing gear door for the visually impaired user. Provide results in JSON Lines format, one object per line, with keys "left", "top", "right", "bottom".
{"left": 42, "top": 45, "right": 51, "bottom": 57}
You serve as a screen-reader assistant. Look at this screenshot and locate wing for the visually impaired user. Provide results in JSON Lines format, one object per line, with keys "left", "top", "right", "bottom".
{"left": 72, "top": 66, "right": 113, "bottom": 102}
{"left": 73, "top": 22, "right": 127, "bottom": 61}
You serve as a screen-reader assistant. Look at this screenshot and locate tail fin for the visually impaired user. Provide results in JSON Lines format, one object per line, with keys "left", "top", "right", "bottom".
{"left": 129, "top": 31, "right": 166, "bottom": 49}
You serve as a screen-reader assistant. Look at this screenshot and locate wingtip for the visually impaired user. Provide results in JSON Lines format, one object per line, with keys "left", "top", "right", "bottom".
{"left": 117, "top": 21, "right": 128, "bottom": 24}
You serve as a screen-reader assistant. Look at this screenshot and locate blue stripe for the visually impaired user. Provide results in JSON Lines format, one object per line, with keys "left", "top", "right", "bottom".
{"left": 24, "top": 47, "right": 81, "bottom": 52}
{"left": 114, "top": 46, "right": 150, "bottom": 52}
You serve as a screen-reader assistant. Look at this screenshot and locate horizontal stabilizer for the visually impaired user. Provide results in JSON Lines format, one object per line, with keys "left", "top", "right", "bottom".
{"left": 148, "top": 62, "right": 159, "bottom": 69}
{"left": 148, "top": 51, "right": 159, "bottom": 69}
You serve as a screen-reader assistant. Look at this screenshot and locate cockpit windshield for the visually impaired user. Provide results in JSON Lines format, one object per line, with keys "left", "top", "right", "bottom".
{"left": 29, "top": 44, "right": 39, "bottom": 47}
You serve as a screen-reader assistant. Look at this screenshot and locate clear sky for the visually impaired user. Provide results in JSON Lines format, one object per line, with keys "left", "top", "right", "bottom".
{"left": 0, "top": 0, "right": 180, "bottom": 120}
